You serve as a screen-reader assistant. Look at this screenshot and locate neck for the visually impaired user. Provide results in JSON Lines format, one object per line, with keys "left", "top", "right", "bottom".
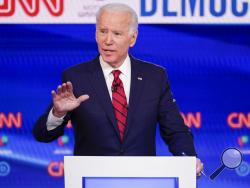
{"left": 110, "top": 61, "right": 124, "bottom": 68}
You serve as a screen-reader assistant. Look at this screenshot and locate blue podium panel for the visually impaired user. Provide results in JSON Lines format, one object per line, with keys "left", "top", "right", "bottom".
{"left": 83, "top": 177, "right": 178, "bottom": 188}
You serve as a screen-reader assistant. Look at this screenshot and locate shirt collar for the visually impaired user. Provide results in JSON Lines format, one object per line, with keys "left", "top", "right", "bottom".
{"left": 99, "top": 55, "right": 131, "bottom": 80}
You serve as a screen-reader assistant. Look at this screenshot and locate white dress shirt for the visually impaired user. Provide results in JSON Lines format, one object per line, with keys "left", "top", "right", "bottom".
{"left": 99, "top": 55, "right": 131, "bottom": 103}
{"left": 46, "top": 55, "right": 131, "bottom": 131}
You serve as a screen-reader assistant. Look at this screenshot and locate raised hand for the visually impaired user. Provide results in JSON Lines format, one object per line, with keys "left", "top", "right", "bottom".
{"left": 51, "top": 81, "right": 89, "bottom": 117}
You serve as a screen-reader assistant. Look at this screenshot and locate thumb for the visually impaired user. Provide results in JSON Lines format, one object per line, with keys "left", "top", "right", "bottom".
{"left": 77, "top": 94, "right": 89, "bottom": 103}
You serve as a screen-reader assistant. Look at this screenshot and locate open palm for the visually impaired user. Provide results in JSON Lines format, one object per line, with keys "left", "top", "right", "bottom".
{"left": 52, "top": 81, "right": 89, "bottom": 117}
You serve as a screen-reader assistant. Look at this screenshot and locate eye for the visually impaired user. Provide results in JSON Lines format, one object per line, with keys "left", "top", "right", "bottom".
{"left": 99, "top": 29, "right": 107, "bottom": 34}
{"left": 114, "top": 32, "right": 122, "bottom": 36}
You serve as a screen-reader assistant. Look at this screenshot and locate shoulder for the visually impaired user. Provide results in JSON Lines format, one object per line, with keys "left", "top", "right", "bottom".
{"left": 131, "top": 55, "right": 167, "bottom": 75}
{"left": 62, "top": 56, "right": 98, "bottom": 77}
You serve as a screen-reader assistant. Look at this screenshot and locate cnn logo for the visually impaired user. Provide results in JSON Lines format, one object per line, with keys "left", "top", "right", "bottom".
{"left": 0, "top": 0, "right": 64, "bottom": 17}
{"left": 228, "top": 112, "right": 250, "bottom": 129}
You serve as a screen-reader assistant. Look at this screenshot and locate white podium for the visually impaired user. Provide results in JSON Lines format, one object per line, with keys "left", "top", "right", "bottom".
{"left": 64, "top": 156, "right": 196, "bottom": 188}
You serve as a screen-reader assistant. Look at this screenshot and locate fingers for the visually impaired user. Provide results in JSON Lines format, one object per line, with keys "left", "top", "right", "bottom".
{"left": 51, "top": 90, "right": 57, "bottom": 98}
{"left": 78, "top": 94, "right": 90, "bottom": 103}
{"left": 51, "top": 82, "right": 89, "bottom": 104}
{"left": 51, "top": 82, "right": 73, "bottom": 97}
{"left": 66, "top": 81, "right": 73, "bottom": 93}
{"left": 57, "top": 85, "right": 62, "bottom": 95}
{"left": 198, "top": 162, "right": 204, "bottom": 172}
{"left": 196, "top": 158, "right": 204, "bottom": 177}
{"left": 61, "top": 83, "right": 67, "bottom": 93}
{"left": 197, "top": 165, "right": 203, "bottom": 174}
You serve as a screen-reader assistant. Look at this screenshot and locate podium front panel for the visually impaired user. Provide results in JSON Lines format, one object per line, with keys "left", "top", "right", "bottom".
{"left": 64, "top": 156, "right": 196, "bottom": 188}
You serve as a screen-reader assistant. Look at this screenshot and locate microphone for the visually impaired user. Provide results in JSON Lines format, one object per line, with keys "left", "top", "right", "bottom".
{"left": 112, "top": 83, "right": 119, "bottom": 92}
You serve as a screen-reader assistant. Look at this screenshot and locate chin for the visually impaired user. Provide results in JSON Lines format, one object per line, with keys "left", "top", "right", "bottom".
{"left": 102, "top": 56, "right": 116, "bottom": 64}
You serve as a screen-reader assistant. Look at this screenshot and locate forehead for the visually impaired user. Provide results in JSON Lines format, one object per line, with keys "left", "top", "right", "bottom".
{"left": 97, "top": 10, "right": 131, "bottom": 30}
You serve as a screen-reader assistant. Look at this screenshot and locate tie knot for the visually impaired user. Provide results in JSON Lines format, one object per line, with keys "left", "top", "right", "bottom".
{"left": 112, "top": 70, "right": 121, "bottom": 79}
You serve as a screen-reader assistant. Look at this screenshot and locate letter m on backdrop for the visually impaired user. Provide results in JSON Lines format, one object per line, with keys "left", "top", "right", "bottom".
{"left": 0, "top": 0, "right": 64, "bottom": 17}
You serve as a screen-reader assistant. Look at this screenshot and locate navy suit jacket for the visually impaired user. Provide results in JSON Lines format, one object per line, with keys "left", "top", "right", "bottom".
{"left": 33, "top": 55, "right": 196, "bottom": 156}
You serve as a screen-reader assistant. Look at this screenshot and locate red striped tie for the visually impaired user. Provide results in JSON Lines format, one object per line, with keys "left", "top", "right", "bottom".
{"left": 111, "top": 70, "right": 128, "bottom": 141}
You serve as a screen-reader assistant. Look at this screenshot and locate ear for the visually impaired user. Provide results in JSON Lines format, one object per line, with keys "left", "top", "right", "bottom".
{"left": 129, "top": 30, "right": 138, "bottom": 47}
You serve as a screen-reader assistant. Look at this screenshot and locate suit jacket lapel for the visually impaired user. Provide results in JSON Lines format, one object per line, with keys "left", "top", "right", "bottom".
{"left": 87, "top": 57, "right": 121, "bottom": 140}
{"left": 124, "top": 56, "right": 145, "bottom": 140}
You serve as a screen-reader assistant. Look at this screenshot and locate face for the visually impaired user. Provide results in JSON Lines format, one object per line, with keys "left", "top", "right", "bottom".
{"left": 96, "top": 10, "right": 138, "bottom": 68}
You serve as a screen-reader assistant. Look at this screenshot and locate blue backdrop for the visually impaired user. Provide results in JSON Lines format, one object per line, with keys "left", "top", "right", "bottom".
{"left": 0, "top": 24, "right": 250, "bottom": 188}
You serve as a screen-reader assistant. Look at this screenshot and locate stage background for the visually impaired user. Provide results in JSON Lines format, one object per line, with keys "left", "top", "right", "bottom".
{"left": 0, "top": 24, "right": 250, "bottom": 188}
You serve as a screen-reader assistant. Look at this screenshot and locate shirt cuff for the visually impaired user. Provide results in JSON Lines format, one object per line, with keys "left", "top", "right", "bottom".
{"left": 46, "top": 108, "right": 66, "bottom": 131}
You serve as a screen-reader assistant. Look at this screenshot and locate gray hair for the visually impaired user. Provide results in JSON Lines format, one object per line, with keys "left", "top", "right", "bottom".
{"left": 96, "top": 3, "right": 138, "bottom": 33}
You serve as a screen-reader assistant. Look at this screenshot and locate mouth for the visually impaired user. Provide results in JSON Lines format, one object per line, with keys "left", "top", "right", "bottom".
{"left": 103, "top": 49, "right": 116, "bottom": 53}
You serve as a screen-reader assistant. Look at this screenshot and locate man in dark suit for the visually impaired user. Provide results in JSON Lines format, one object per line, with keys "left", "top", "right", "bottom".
{"left": 33, "top": 3, "right": 203, "bottom": 175}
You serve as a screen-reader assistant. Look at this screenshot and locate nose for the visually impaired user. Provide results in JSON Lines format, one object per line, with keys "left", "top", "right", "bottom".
{"left": 105, "top": 32, "right": 113, "bottom": 45}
